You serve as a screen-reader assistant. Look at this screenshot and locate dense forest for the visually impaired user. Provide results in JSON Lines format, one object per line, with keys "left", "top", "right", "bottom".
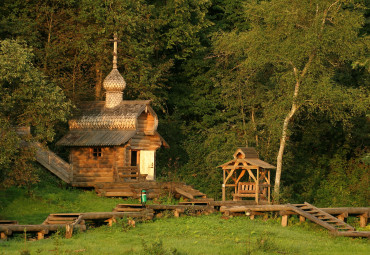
{"left": 0, "top": 0, "right": 369, "bottom": 206}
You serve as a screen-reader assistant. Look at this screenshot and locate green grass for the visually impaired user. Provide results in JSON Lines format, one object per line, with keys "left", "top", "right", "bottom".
{"left": 0, "top": 185, "right": 131, "bottom": 224}
{"left": 0, "top": 215, "right": 369, "bottom": 255}
{"left": 0, "top": 174, "right": 369, "bottom": 255}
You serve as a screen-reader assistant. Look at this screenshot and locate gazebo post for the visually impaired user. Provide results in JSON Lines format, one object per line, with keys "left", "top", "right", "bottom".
{"left": 256, "top": 168, "right": 260, "bottom": 204}
{"left": 222, "top": 169, "right": 226, "bottom": 201}
{"left": 268, "top": 170, "right": 271, "bottom": 203}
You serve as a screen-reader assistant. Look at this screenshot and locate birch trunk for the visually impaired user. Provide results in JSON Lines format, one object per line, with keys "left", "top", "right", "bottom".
{"left": 274, "top": 54, "right": 314, "bottom": 201}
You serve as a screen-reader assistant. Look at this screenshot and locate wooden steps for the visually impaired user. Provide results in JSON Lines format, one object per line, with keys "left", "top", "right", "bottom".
{"left": 113, "top": 204, "right": 146, "bottom": 212}
{"left": 162, "top": 182, "right": 207, "bottom": 200}
{"left": 42, "top": 213, "right": 82, "bottom": 225}
{"left": 288, "top": 202, "right": 355, "bottom": 233}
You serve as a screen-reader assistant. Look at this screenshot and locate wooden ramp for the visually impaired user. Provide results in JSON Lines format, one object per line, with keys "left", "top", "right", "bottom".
{"left": 287, "top": 203, "right": 369, "bottom": 237}
{"left": 33, "top": 142, "right": 71, "bottom": 183}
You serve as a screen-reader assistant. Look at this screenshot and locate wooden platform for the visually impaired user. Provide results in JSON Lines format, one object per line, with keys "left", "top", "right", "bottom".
{"left": 94, "top": 181, "right": 208, "bottom": 200}
{"left": 220, "top": 202, "right": 369, "bottom": 238}
{"left": 0, "top": 210, "right": 153, "bottom": 240}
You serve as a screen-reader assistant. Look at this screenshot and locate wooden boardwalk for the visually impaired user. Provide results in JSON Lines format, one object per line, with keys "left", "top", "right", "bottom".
{"left": 94, "top": 181, "right": 208, "bottom": 200}
{"left": 1, "top": 202, "right": 369, "bottom": 240}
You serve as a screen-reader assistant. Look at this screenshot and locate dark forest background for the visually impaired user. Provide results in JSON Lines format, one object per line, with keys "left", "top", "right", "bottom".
{"left": 0, "top": 0, "right": 369, "bottom": 206}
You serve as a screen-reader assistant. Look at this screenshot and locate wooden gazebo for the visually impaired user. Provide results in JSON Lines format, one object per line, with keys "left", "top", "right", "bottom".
{"left": 219, "top": 147, "right": 276, "bottom": 204}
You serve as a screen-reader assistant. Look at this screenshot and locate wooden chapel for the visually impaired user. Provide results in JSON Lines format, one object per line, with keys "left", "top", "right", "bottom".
{"left": 219, "top": 147, "right": 276, "bottom": 204}
{"left": 57, "top": 34, "right": 169, "bottom": 187}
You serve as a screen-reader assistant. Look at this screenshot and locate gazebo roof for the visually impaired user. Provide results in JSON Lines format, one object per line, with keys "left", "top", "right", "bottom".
{"left": 219, "top": 147, "right": 276, "bottom": 169}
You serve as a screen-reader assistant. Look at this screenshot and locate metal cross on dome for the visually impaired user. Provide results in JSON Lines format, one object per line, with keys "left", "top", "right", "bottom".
{"left": 109, "top": 33, "right": 121, "bottom": 69}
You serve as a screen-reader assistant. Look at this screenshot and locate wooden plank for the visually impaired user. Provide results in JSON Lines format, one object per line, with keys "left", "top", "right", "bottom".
{"left": 174, "top": 187, "right": 194, "bottom": 199}
{"left": 148, "top": 204, "right": 210, "bottom": 210}
{"left": 74, "top": 173, "right": 113, "bottom": 178}
{"left": 103, "top": 191, "right": 135, "bottom": 197}
{"left": 0, "top": 224, "right": 86, "bottom": 232}
{"left": 115, "top": 204, "right": 145, "bottom": 208}
{"left": 80, "top": 211, "right": 153, "bottom": 220}
{"left": 220, "top": 205, "right": 289, "bottom": 212}
{"left": 0, "top": 220, "right": 18, "bottom": 225}
{"left": 320, "top": 207, "right": 370, "bottom": 215}
{"left": 74, "top": 177, "right": 114, "bottom": 182}
{"left": 45, "top": 220, "right": 76, "bottom": 224}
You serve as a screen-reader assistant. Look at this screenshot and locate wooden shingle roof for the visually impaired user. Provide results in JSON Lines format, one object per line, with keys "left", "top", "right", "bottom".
{"left": 57, "top": 100, "right": 164, "bottom": 147}
{"left": 56, "top": 130, "right": 136, "bottom": 146}
{"left": 69, "top": 100, "right": 155, "bottom": 130}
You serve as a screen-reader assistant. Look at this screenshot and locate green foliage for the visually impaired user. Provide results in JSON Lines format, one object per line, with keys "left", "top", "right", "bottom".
{"left": 0, "top": 0, "right": 368, "bottom": 205}
{"left": 313, "top": 154, "right": 370, "bottom": 207}
{"left": 0, "top": 39, "right": 71, "bottom": 188}
{"left": 207, "top": 0, "right": 370, "bottom": 199}
{"left": 0, "top": 39, "right": 71, "bottom": 140}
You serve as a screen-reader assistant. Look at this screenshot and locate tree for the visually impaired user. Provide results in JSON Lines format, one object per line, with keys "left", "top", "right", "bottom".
{"left": 0, "top": 39, "right": 71, "bottom": 188}
{"left": 213, "top": 0, "right": 369, "bottom": 200}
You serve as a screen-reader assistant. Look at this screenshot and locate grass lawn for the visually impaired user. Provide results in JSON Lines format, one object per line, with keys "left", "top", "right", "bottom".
{"left": 0, "top": 177, "right": 369, "bottom": 254}
{"left": 0, "top": 215, "right": 369, "bottom": 255}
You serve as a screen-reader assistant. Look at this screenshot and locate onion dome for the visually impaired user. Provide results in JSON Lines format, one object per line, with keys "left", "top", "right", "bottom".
{"left": 103, "top": 68, "right": 126, "bottom": 92}
{"left": 104, "top": 33, "right": 125, "bottom": 109}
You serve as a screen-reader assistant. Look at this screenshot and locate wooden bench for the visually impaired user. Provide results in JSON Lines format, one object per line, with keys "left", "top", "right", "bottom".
{"left": 233, "top": 182, "right": 269, "bottom": 201}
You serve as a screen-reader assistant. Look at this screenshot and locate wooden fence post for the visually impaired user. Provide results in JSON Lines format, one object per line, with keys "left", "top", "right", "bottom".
{"left": 281, "top": 215, "right": 289, "bottom": 227}
{"left": 359, "top": 213, "right": 368, "bottom": 228}
{"left": 65, "top": 224, "right": 73, "bottom": 239}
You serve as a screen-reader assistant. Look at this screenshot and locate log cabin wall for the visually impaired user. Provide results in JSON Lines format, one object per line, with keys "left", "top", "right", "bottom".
{"left": 130, "top": 134, "right": 162, "bottom": 150}
{"left": 115, "top": 146, "right": 126, "bottom": 168}
{"left": 137, "top": 112, "right": 155, "bottom": 134}
{"left": 71, "top": 147, "right": 118, "bottom": 186}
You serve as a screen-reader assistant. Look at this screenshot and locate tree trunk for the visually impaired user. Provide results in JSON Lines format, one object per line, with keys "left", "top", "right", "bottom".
{"left": 274, "top": 55, "right": 314, "bottom": 201}
{"left": 95, "top": 62, "right": 103, "bottom": 100}
{"left": 274, "top": 101, "right": 298, "bottom": 201}
{"left": 251, "top": 107, "right": 259, "bottom": 146}
{"left": 44, "top": 12, "right": 53, "bottom": 72}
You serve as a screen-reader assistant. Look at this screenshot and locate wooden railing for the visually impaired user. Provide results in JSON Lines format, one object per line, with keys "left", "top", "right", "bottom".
{"left": 117, "top": 166, "right": 147, "bottom": 181}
